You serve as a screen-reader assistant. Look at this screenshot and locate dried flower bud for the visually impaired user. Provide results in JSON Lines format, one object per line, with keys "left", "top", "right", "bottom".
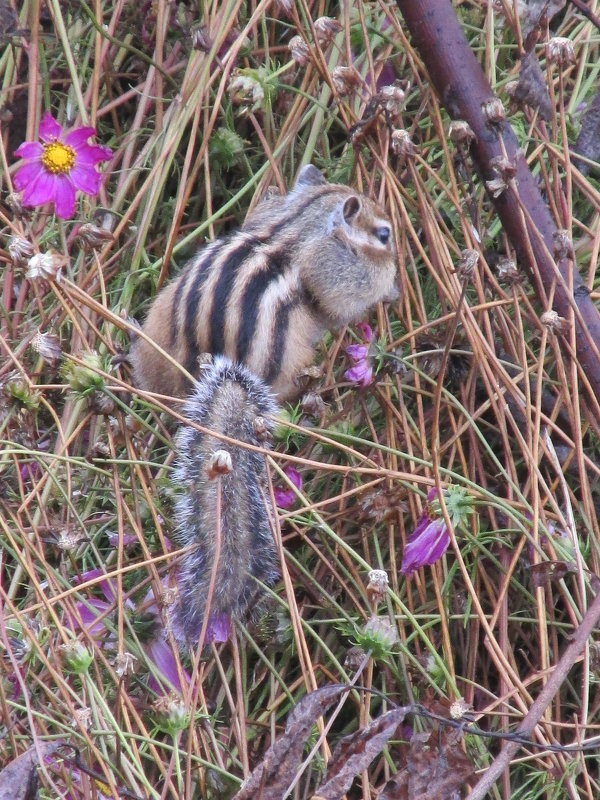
{"left": 153, "top": 693, "right": 190, "bottom": 734}
{"left": 540, "top": 310, "right": 567, "bottom": 333}
{"left": 90, "top": 390, "right": 116, "bottom": 415}
{"left": 391, "top": 128, "right": 416, "bottom": 160}
{"left": 253, "top": 416, "right": 269, "bottom": 441}
{"left": 31, "top": 329, "right": 61, "bottom": 364}
{"left": 314, "top": 16, "right": 342, "bottom": 46}
{"left": 114, "top": 651, "right": 137, "bottom": 678}
{"left": 207, "top": 449, "right": 233, "bottom": 479}
{"left": 489, "top": 155, "right": 517, "bottom": 179}
{"left": 344, "top": 646, "right": 366, "bottom": 670}
{"left": 496, "top": 256, "right": 520, "bottom": 284}
{"left": 332, "top": 65, "right": 362, "bottom": 97}
{"left": 75, "top": 223, "right": 115, "bottom": 249}
{"left": 449, "top": 696, "right": 473, "bottom": 720}
{"left": 448, "top": 120, "right": 475, "bottom": 144}
{"left": 288, "top": 35, "right": 311, "bottom": 66}
{"left": 380, "top": 83, "right": 406, "bottom": 119}
{"left": 8, "top": 235, "right": 34, "bottom": 265}
{"left": 366, "top": 569, "right": 389, "bottom": 604}
{"left": 26, "top": 251, "right": 69, "bottom": 282}
{"left": 456, "top": 249, "right": 479, "bottom": 280}
{"left": 553, "top": 229, "right": 574, "bottom": 260}
{"left": 482, "top": 97, "right": 506, "bottom": 124}
{"left": 546, "top": 37, "right": 576, "bottom": 67}
{"left": 485, "top": 176, "right": 508, "bottom": 198}
{"left": 72, "top": 707, "right": 92, "bottom": 730}
{"left": 56, "top": 527, "right": 86, "bottom": 550}
{"left": 191, "top": 24, "right": 211, "bottom": 52}
{"left": 300, "top": 391, "right": 325, "bottom": 417}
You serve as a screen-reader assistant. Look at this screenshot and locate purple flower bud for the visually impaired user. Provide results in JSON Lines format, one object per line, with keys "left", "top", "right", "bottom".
{"left": 401, "top": 489, "right": 451, "bottom": 575}
{"left": 274, "top": 466, "right": 302, "bottom": 509}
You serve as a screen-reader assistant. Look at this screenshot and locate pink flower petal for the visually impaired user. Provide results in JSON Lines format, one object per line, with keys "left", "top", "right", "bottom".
{"left": 14, "top": 141, "right": 43, "bottom": 160}
{"left": 206, "top": 612, "right": 231, "bottom": 644}
{"left": 52, "top": 177, "right": 77, "bottom": 219}
{"left": 74, "top": 142, "right": 113, "bottom": 165}
{"left": 346, "top": 343, "right": 369, "bottom": 361}
{"left": 274, "top": 487, "right": 295, "bottom": 508}
{"left": 356, "top": 321, "right": 374, "bottom": 341}
{"left": 69, "top": 163, "right": 102, "bottom": 195}
{"left": 21, "top": 170, "right": 58, "bottom": 207}
{"left": 39, "top": 112, "right": 62, "bottom": 141}
{"left": 13, "top": 160, "right": 45, "bottom": 191}
{"left": 345, "top": 363, "right": 373, "bottom": 385}
{"left": 63, "top": 126, "right": 97, "bottom": 147}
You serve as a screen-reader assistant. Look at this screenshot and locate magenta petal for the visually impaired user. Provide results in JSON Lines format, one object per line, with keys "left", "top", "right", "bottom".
{"left": 356, "top": 321, "right": 374, "bottom": 341}
{"left": 274, "top": 487, "right": 295, "bottom": 509}
{"left": 70, "top": 163, "right": 102, "bottom": 195}
{"left": 21, "top": 171, "right": 57, "bottom": 206}
{"left": 284, "top": 466, "right": 302, "bottom": 491}
{"left": 346, "top": 343, "right": 369, "bottom": 361}
{"left": 401, "top": 520, "right": 450, "bottom": 575}
{"left": 63, "top": 126, "right": 97, "bottom": 147}
{"left": 14, "top": 141, "right": 43, "bottom": 160}
{"left": 205, "top": 613, "right": 231, "bottom": 644}
{"left": 39, "top": 112, "right": 62, "bottom": 141}
{"left": 13, "top": 161, "right": 45, "bottom": 190}
{"left": 345, "top": 363, "right": 373, "bottom": 385}
{"left": 74, "top": 142, "right": 113, "bottom": 165}
{"left": 146, "top": 637, "right": 190, "bottom": 693}
{"left": 52, "top": 178, "right": 77, "bottom": 218}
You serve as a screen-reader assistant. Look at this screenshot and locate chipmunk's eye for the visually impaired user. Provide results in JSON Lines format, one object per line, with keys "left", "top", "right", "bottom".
{"left": 374, "top": 226, "right": 390, "bottom": 244}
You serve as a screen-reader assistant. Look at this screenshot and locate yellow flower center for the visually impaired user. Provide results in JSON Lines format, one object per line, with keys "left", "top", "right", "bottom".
{"left": 41, "top": 141, "right": 76, "bottom": 174}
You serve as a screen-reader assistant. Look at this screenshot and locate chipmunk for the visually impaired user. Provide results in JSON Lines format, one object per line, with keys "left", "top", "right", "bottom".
{"left": 172, "top": 356, "right": 279, "bottom": 642}
{"left": 131, "top": 165, "right": 399, "bottom": 401}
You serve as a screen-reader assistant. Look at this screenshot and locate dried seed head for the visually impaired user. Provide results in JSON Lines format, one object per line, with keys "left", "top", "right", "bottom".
{"left": 366, "top": 569, "right": 389, "bottom": 604}
{"left": 380, "top": 83, "right": 406, "bottom": 119}
{"left": 482, "top": 97, "right": 506, "bottom": 124}
{"left": 26, "top": 251, "right": 69, "bottom": 282}
{"left": 485, "top": 176, "right": 508, "bottom": 198}
{"left": 489, "top": 155, "right": 517, "bottom": 179}
{"left": 253, "top": 415, "right": 269, "bottom": 441}
{"left": 314, "top": 16, "right": 342, "bottom": 46}
{"left": 228, "top": 72, "right": 265, "bottom": 112}
{"left": 288, "top": 35, "right": 311, "bottom": 65}
{"left": 114, "top": 651, "right": 137, "bottom": 678}
{"left": 546, "top": 37, "right": 576, "bottom": 67}
{"left": 90, "top": 390, "right": 116, "bottom": 415}
{"left": 5, "top": 192, "right": 24, "bottom": 218}
{"left": 553, "top": 229, "right": 574, "bottom": 260}
{"left": 300, "top": 391, "right": 325, "bottom": 417}
{"left": 31, "top": 329, "right": 61, "bottom": 364}
{"left": 56, "top": 527, "right": 86, "bottom": 550}
{"left": 8, "top": 235, "right": 34, "bottom": 265}
{"left": 72, "top": 707, "right": 93, "bottom": 730}
{"left": 391, "top": 128, "right": 416, "bottom": 160}
{"left": 456, "top": 249, "right": 479, "bottom": 281}
{"left": 207, "top": 449, "right": 233, "bottom": 479}
{"left": 448, "top": 120, "right": 475, "bottom": 144}
{"left": 344, "top": 645, "right": 366, "bottom": 670}
{"left": 496, "top": 256, "right": 520, "bottom": 284}
{"left": 540, "top": 310, "right": 567, "bottom": 333}
{"left": 191, "top": 24, "right": 211, "bottom": 51}
{"left": 75, "top": 222, "right": 115, "bottom": 249}
{"left": 61, "top": 640, "right": 93, "bottom": 674}
{"left": 332, "top": 65, "right": 362, "bottom": 97}
{"left": 449, "top": 696, "right": 473, "bottom": 720}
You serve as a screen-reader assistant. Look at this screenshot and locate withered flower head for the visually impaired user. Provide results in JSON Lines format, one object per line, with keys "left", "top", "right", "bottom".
{"left": 546, "top": 37, "right": 576, "bottom": 67}
{"left": 207, "top": 449, "right": 233, "bottom": 479}
{"left": 32, "top": 329, "right": 62, "bottom": 364}
{"left": 75, "top": 222, "right": 115, "bottom": 249}
{"left": 489, "top": 155, "right": 517, "bottom": 180}
{"left": 391, "top": 128, "right": 416, "bottom": 161}
{"left": 485, "top": 175, "right": 508, "bottom": 198}
{"left": 540, "top": 309, "right": 567, "bottom": 334}
{"left": 456, "top": 249, "right": 479, "bottom": 281}
{"left": 314, "top": 16, "right": 342, "bottom": 46}
{"left": 26, "top": 250, "right": 69, "bottom": 282}
{"left": 380, "top": 83, "right": 406, "bottom": 119}
{"left": 496, "top": 256, "right": 520, "bottom": 284}
{"left": 553, "top": 229, "right": 574, "bottom": 260}
{"left": 366, "top": 569, "right": 389, "bottom": 604}
{"left": 288, "top": 35, "right": 311, "bottom": 66}
{"left": 8, "top": 235, "right": 34, "bottom": 265}
{"left": 448, "top": 120, "right": 475, "bottom": 144}
{"left": 332, "top": 65, "right": 362, "bottom": 97}
{"left": 482, "top": 97, "right": 506, "bottom": 124}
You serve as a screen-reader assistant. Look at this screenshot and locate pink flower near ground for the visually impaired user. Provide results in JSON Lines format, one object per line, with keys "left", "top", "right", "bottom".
{"left": 345, "top": 322, "right": 375, "bottom": 387}
{"left": 274, "top": 465, "right": 303, "bottom": 509}
{"left": 13, "top": 112, "right": 112, "bottom": 219}
{"left": 401, "top": 488, "right": 451, "bottom": 576}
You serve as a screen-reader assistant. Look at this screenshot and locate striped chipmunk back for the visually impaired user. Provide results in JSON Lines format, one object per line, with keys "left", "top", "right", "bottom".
{"left": 131, "top": 165, "right": 399, "bottom": 401}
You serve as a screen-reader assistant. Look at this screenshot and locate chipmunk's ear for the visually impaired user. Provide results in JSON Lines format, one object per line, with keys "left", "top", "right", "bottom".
{"left": 342, "top": 195, "right": 362, "bottom": 222}
{"left": 294, "top": 164, "right": 328, "bottom": 189}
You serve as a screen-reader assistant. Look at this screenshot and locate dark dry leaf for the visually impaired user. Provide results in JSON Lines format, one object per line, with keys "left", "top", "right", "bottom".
{"left": 0, "top": 743, "right": 60, "bottom": 800}
{"left": 406, "top": 729, "right": 474, "bottom": 799}
{"left": 232, "top": 684, "right": 346, "bottom": 800}
{"left": 574, "top": 88, "right": 600, "bottom": 175}
{"left": 314, "top": 707, "right": 407, "bottom": 800}
{"left": 528, "top": 560, "right": 576, "bottom": 588}
{"left": 513, "top": 52, "right": 552, "bottom": 119}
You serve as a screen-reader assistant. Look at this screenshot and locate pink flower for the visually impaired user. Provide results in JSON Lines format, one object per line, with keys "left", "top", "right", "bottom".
{"left": 401, "top": 489, "right": 451, "bottom": 576}
{"left": 344, "top": 322, "right": 375, "bottom": 387}
{"left": 13, "top": 112, "right": 112, "bottom": 219}
{"left": 274, "top": 465, "right": 302, "bottom": 509}
{"left": 205, "top": 612, "right": 231, "bottom": 644}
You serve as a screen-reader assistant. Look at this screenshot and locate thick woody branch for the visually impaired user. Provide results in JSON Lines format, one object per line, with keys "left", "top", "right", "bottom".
{"left": 395, "top": 0, "right": 600, "bottom": 408}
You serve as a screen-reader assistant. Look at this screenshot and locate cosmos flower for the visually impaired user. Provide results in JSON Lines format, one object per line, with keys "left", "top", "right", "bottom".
{"left": 401, "top": 488, "right": 451, "bottom": 576}
{"left": 274, "top": 465, "right": 303, "bottom": 509}
{"left": 345, "top": 321, "right": 375, "bottom": 386}
{"left": 13, "top": 112, "right": 112, "bottom": 219}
